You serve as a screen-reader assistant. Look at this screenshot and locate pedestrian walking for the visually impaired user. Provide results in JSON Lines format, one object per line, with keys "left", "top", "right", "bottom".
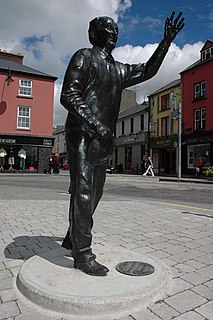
{"left": 53, "top": 152, "right": 60, "bottom": 174}
{"left": 143, "top": 157, "right": 155, "bottom": 177}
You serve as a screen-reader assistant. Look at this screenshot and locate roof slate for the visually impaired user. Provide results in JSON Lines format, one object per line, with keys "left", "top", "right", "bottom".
{"left": 118, "top": 102, "right": 148, "bottom": 119}
{"left": 150, "top": 78, "right": 181, "bottom": 96}
{"left": 0, "top": 58, "right": 57, "bottom": 80}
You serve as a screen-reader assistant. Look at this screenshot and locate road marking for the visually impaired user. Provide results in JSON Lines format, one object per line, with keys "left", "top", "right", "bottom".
{"left": 153, "top": 201, "right": 213, "bottom": 212}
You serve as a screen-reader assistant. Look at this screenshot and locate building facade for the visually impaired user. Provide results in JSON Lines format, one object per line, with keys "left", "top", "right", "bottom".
{"left": 53, "top": 125, "right": 67, "bottom": 166}
{"left": 149, "top": 79, "right": 181, "bottom": 175}
{"left": 181, "top": 40, "right": 213, "bottom": 174}
{"left": 0, "top": 50, "right": 57, "bottom": 172}
{"left": 113, "top": 88, "right": 149, "bottom": 173}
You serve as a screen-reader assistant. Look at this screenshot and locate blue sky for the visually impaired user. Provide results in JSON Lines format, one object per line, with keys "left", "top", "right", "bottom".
{"left": 117, "top": 0, "right": 213, "bottom": 47}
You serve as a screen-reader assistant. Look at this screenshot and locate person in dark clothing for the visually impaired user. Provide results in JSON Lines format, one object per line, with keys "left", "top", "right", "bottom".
{"left": 53, "top": 152, "right": 60, "bottom": 174}
{"left": 60, "top": 12, "right": 185, "bottom": 276}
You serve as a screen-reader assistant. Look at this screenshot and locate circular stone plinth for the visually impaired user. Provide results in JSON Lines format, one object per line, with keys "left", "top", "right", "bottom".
{"left": 16, "top": 247, "right": 172, "bottom": 319}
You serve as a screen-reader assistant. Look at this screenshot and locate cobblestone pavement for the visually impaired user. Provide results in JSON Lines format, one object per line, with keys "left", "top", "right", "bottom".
{"left": 0, "top": 180, "right": 213, "bottom": 319}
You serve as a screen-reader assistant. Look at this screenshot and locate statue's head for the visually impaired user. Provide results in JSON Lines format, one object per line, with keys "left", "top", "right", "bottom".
{"left": 88, "top": 16, "right": 118, "bottom": 53}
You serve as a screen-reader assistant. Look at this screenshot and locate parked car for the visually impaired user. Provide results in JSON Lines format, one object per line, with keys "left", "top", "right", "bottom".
{"left": 106, "top": 165, "right": 113, "bottom": 174}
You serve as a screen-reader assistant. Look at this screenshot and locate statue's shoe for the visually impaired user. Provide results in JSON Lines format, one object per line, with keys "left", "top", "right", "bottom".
{"left": 74, "top": 259, "right": 109, "bottom": 276}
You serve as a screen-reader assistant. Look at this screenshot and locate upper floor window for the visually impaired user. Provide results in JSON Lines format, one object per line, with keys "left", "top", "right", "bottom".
{"left": 121, "top": 120, "right": 125, "bottom": 135}
{"left": 194, "top": 81, "right": 206, "bottom": 99}
{"left": 140, "top": 114, "right": 144, "bottom": 131}
{"left": 130, "top": 118, "right": 134, "bottom": 133}
{"left": 161, "top": 94, "right": 170, "bottom": 111}
{"left": 19, "top": 80, "right": 32, "bottom": 96}
{"left": 17, "top": 106, "right": 31, "bottom": 129}
{"left": 161, "top": 116, "right": 170, "bottom": 136}
{"left": 201, "top": 47, "right": 213, "bottom": 61}
{"left": 194, "top": 108, "right": 206, "bottom": 130}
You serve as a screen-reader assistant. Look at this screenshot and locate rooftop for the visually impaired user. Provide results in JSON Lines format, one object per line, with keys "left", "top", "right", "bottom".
{"left": 0, "top": 50, "right": 57, "bottom": 80}
{"left": 118, "top": 101, "right": 148, "bottom": 120}
{"left": 150, "top": 79, "right": 181, "bottom": 96}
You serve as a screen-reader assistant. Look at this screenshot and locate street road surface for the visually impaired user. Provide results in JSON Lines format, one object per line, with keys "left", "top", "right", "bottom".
{"left": 0, "top": 173, "right": 212, "bottom": 214}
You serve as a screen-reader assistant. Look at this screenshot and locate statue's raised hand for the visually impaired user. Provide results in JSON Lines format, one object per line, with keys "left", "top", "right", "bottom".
{"left": 164, "top": 11, "right": 185, "bottom": 44}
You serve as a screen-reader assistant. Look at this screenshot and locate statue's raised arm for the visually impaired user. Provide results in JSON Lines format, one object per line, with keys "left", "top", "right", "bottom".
{"left": 144, "top": 11, "right": 185, "bottom": 80}
{"left": 164, "top": 11, "right": 185, "bottom": 44}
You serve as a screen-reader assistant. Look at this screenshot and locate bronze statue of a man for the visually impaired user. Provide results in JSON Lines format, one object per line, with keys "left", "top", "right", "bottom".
{"left": 61, "top": 12, "right": 184, "bottom": 276}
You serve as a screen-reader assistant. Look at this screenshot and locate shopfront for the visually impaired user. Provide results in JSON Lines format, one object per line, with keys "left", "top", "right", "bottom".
{"left": 182, "top": 133, "right": 213, "bottom": 174}
{"left": 187, "top": 143, "right": 210, "bottom": 169}
{"left": 0, "top": 134, "right": 54, "bottom": 173}
{"left": 151, "top": 135, "right": 178, "bottom": 175}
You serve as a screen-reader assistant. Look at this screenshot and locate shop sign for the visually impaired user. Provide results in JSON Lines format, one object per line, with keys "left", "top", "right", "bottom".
{"left": 0, "top": 138, "right": 16, "bottom": 144}
{"left": 171, "top": 109, "right": 178, "bottom": 119}
{"left": 43, "top": 139, "right": 53, "bottom": 146}
{"left": 123, "top": 136, "right": 135, "bottom": 144}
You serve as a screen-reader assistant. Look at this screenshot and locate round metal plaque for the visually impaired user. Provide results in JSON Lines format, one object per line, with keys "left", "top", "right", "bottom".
{"left": 116, "top": 261, "right": 155, "bottom": 276}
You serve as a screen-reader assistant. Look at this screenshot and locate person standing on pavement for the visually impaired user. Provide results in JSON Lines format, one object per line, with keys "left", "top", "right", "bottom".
{"left": 197, "top": 155, "right": 203, "bottom": 176}
{"left": 60, "top": 12, "right": 184, "bottom": 276}
{"left": 143, "top": 157, "right": 155, "bottom": 177}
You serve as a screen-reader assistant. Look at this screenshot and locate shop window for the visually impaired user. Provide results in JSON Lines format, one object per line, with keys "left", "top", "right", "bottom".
{"left": 187, "top": 144, "right": 210, "bottom": 168}
{"left": 17, "top": 106, "right": 31, "bottom": 129}
{"left": 19, "top": 80, "right": 32, "bottom": 97}
{"left": 161, "top": 116, "right": 170, "bottom": 136}
{"left": 194, "top": 108, "right": 206, "bottom": 130}
{"left": 161, "top": 94, "right": 170, "bottom": 111}
{"left": 125, "top": 146, "right": 132, "bottom": 170}
{"left": 194, "top": 81, "right": 206, "bottom": 99}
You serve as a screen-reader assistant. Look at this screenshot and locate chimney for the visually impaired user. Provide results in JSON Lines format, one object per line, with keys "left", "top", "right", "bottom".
{"left": 0, "top": 49, "right": 24, "bottom": 64}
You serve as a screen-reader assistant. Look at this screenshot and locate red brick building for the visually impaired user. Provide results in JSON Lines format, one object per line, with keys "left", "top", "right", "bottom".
{"left": 181, "top": 40, "right": 213, "bottom": 174}
{"left": 0, "top": 50, "right": 57, "bottom": 172}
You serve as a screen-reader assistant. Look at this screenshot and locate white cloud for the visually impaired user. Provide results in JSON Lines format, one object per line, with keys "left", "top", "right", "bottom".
{"left": 112, "top": 41, "right": 204, "bottom": 103}
{"left": 0, "top": 0, "right": 204, "bottom": 124}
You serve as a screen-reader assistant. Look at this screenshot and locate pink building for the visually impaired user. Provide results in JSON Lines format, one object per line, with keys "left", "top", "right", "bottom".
{"left": 0, "top": 50, "right": 57, "bottom": 172}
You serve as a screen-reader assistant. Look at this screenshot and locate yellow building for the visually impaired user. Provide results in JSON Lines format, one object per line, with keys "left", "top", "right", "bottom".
{"left": 149, "top": 79, "right": 181, "bottom": 175}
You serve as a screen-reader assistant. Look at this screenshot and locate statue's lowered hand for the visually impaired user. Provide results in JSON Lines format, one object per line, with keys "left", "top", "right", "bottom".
{"left": 94, "top": 121, "right": 112, "bottom": 144}
{"left": 164, "top": 11, "right": 185, "bottom": 44}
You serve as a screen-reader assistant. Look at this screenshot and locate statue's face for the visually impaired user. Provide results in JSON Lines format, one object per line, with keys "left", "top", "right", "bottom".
{"left": 96, "top": 17, "right": 118, "bottom": 52}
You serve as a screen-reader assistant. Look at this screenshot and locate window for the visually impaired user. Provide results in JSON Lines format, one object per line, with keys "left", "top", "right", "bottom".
{"left": 161, "top": 94, "right": 170, "bottom": 111}
{"left": 130, "top": 118, "right": 134, "bottom": 133}
{"left": 140, "top": 114, "right": 144, "bottom": 131}
{"left": 122, "top": 121, "right": 125, "bottom": 135}
{"left": 19, "top": 80, "right": 32, "bottom": 96}
{"left": 17, "top": 106, "right": 31, "bottom": 129}
{"left": 187, "top": 144, "right": 210, "bottom": 168}
{"left": 194, "top": 108, "right": 206, "bottom": 130}
{"left": 161, "top": 116, "right": 170, "bottom": 136}
{"left": 194, "top": 81, "right": 206, "bottom": 99}
{"left": 201, "top": 47, "right": 213, "bottom": 61}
